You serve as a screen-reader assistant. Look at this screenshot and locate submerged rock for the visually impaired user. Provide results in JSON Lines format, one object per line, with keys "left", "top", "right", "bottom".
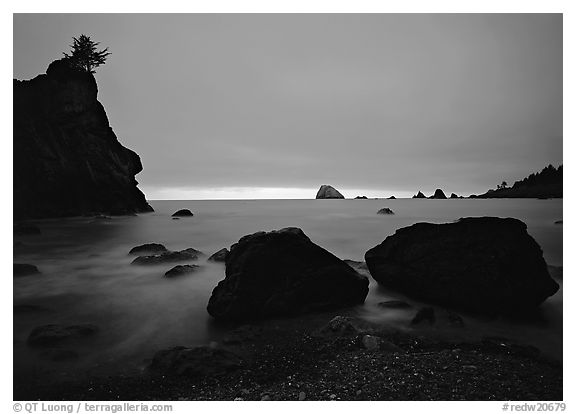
{"left": 208, "top": 248, "right": 229, "bottom": 263}
{"left": 164, "top": 264, "right": 200, "bottom": 278}
{"left": 149, "top": 346, "right": 242, "bottom": 377}
{"left": 429, "top": 189, "right": 447, "bottom": 199}
{"left": 14, "top": 263, "right": 40, "bottom": 277}
{"left": 27, "top": 324, "right": 98, "bottom": 347}
{"left": 412, "top": 191, "right": 426, "bottom": 199}
{"left": 14, "top": 59, "right": 153, "bottom": 219}
{"left": 172, "top": 209, "right": 194, "bottom": 217}
{"left": 377, "top": 208, "right": 394, "bottom": 215}
{"left": 365, "top": 217, "right": 559, "bottom": 314}
{"left": 131, "top": 248, "right": 203, "bottom": 265}
{"left": 129, "top": 243, "right": 168, "bottom": 255}
{"left": 207, "top": 227, "right": 369, "bottom": 321}
{"left": 316, "top": 185, "right": 345, "bottom": 199}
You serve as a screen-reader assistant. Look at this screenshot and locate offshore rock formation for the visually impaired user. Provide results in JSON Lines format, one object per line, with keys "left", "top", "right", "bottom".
{"left": 429, "top": 189, "right": 447, "bottom": 199}
{"left": 412, "top": 191, "right": 426, "bottom": 199}
{"left": 365, "top": 217, "right": 559, "bottom": 315}
{"left": 207, "top": 227, "right": 369, "bottom": 321}
{"left": 14, "top": 59, "right": 153, "bottom": 219}
{"left": 316, "top": 185, "right": 345, "bottom": 199}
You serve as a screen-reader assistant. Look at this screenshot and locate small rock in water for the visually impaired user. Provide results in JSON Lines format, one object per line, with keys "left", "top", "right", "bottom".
{"left": 129, "top": 243, "right": 168, "bottom": 255}
{"left": 208, "top": 248, "right": 229, "bottom": 262}
{"left": 377, "top": 208, "right": 394, "bottom": 215}
{"left": 554, "top": 220, "right": 563, "bottom": 224}
{"left": 14, "top": 263, "right": 40, "bottom": 277}
{"left": 131, "top": 248, "right": 203, "bottom": 265}
{"left": 411, "top": 307, "right": 436, "bottom": 325}
{"left": 298, "top": 391, "right": 306, "bottom": 400}
{"left": 172, "top": 209, "right": 194, "bottom": 217}
{"left": 319, "top": 316, "right": 361, "bottom": 336}
{"left": 164, "top": 264, "right": 200, "bottom": 278}
{"left": 362, "top": 335, "right": 380, "bottom": 350}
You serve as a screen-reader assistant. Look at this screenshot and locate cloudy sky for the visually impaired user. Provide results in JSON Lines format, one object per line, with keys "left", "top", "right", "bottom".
{"left": 13, "top": 14, "right": 562, "bottom": 199}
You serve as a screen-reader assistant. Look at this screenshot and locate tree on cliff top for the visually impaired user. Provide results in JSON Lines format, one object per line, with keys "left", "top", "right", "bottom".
{"left": 63, "top": 34, "right": 110, "bottom": 74}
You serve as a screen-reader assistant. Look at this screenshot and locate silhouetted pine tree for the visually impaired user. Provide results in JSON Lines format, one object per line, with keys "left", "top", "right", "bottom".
{"left": 63, "top": 34, "right": 110, "bottom": 74}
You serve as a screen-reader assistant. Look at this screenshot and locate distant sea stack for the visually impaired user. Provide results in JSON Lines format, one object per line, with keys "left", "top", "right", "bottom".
{"left": 316, "top": 185, "right": 344, "bottom": 199}
{"left": 412, "top": 191, "right": 426, "bottom": 199}
{"left": 429, "top": 189, "right": 447, "bottom": 199}
{"left": 13, "top": 59, "right": 153, "bottom": 219}
{"left": 473, "top": 165, "right": 562, "bottom": 199}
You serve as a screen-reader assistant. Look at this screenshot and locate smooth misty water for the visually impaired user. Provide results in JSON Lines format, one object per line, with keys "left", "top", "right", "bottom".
{"left": 13, "top": 199, "right": 563, "bottom": 382}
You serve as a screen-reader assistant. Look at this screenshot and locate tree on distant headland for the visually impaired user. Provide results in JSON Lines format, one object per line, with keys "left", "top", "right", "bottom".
{"left": 497, "top": 181, "right": 508, "bottom": 190}
{"left": 63, "top": 34, "right": 110, "bottom": 74}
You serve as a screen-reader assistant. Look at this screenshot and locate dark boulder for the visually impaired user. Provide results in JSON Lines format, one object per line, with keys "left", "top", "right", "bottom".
{"left": 365, "top": 217, "right": 559, "bottom": 314}
{"left": 450, "top": 193, "right": 460, "bottom": 199}
{"left": 14, "top": 59, "right": 153, "bottom": 219}
{"left": 554, "top": 220, "right": 562, "bottom": 225}
{"left": 172, "top": 209, "right": 194, "bottom": 217}
{"left": 411, "top": 307, "right": 435, "bottom": 325}
{"left": 129, "top": 243, "right": 168, "bottom": 255}
{"left": 27, "top": 324, "right": 98, "bottom": 347}
{"left": 316, "top": 185, "right": 345, "bottom": 199}
{"left": 149, "top": 346, "right": 242, "bottom": 377}
{"left": 14, "top": 223, "right": 41, "bottom": 236}
{"left": 207, "top": 227, "right": 369, "bottom": 321}
{"left": 131, "top": 248, "right": 203, "bottom": 265}
{"left": 429, "top": 189, "right": 447, "bottom": 199}
{"left": 208, "top": 248, "right": 229, "bottom": 262}
{"left": 388, "top": 196, "right": 396, "bottom": 199}
{"left": 164, "top": 264, "right": 200, "bottom": 278}
{"left": 14, "top": 263, "right": 40, "bottom": 277}
{"left": 377, "top": 208, "right": 394, "bottom": 215}
{"left": 412, "top": 191, "right": 426, "bottom": 199}
{"left": 354, "top": 196, "right": 368, "bottom": 199}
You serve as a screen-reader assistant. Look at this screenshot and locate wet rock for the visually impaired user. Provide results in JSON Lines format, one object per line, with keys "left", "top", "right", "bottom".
{"left": 172, "top": 209, "right": 194, "bottom": 217}
{"left": 377, "top": 300, "right": 412, "bottom": 309}
{"left": 411, "top": 307, "right": 435, "bottom": 325}
{"left": 164, "top": 265, "right": 200, "bottom": 278}
{"left": 27, "top": 324, "right": 98, "bottom": 347}
{"left": 129, "top": 243, "right": 168, "bottom": 255}
{"left": 429, "top": 189, "right": 447, "bottom": 199}
{"left": 149, "top": 346, "right": 242, "bottom": 377}
{"left": 14, "top": 223, "right": 41, "bottom": 236}
{"left": 317, "top": 316, "right": 361, "bottom": 337}
{"left": 365, "top": 217, "right": 559, "bottom": 314}
{"left": 316, "top": 185, "right": 345, "bottom": 199}
{"left": 298, "top": 391, "right": 306, "bottom": 400}
{"left": 131, "top": 248, "right": 203, "bottom": 265}
{"left": 207, "top": 228, "right": 369, "bottom": 321}
{"left": 377, "top": 208, "right": 394, "bottom": 215}
{"left": 362, "top": 335, "right": 380, "bottom": 350}
{"left": 208, "top": 248, "right": 229, "bottom": 262}
{"left": 14, "top": 264, "right": 40, "bottom": 277}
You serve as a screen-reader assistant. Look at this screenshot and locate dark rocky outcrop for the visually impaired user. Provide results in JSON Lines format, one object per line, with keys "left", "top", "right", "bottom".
{"left": 14, "top": 263, "right": 40, "bottom": 277}
{"left": 164, "top": 264, "right": 200, "bottom": 278}
{"left": 365, "top": 217, "right": 559, "bottom": 314}
{"left": 388, "top": 196, "right": 396, "bottom": 199}
{"left": 411, "top": 307, "right": 435, "bottom": 325}
{"left": 450, "top": 193, "right": 460, "bottom": 199}
{"left": 429, "top": 189, "right": 447, "bottom": 199}
{"left": 412, "top": 191, "right": 426, "bottom": 199}
{"left": 208, "top": 248, "right": 229, "bottom": 262}
{"left": 27, "top": 324, "right": 98, "bottom": 347}
{"left": 316, "top": 185, "right": 345, "bottom": 199}
{"left": 149, "top": 346, "right": 242, "bottom": 378}
{"left": 128, "top": 243, "right": 168, "bottom": 256}
{"left": 172, "top": 209, "right": 194, "bottom": 217}
{"left": 377, "top": 208, "right": 394, "bottom": 215}
{"left": 207, "top": 227, "right": 369, "bottom": 321}
{"left": 14, "top": 59, "right": 153, "bottom": 219}
{"left": 473, "top": 165, "right": 562, "bottom": 199}
{"left": 131, "top": 248, "right": 203, "bottom": 265}
{"left": 354, "top": 196, "right": 368, "bottom": 199}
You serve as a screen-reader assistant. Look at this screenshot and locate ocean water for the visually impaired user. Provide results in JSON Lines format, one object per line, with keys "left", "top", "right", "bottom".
{"left": 13, "top": 199, "right": 563, "bottom": 382}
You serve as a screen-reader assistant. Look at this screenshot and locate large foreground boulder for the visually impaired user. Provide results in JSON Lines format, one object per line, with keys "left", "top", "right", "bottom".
{"left": 207, "top": 227, "right": 369, "bottom": 321}
{"left": 316, "top": 185, "right": 345, "bottom": 199}
{"left": 365, "top": 217, "right": 559, "bottom": 314}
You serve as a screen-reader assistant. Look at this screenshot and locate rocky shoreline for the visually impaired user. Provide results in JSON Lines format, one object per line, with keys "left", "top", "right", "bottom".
{"left": 14, "top": 312, "right": 562, "bottom": 401}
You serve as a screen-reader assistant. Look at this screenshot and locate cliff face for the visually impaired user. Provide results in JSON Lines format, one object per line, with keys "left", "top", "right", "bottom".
{"left": 14, "top": 59, "right": 153, "bottom": 219}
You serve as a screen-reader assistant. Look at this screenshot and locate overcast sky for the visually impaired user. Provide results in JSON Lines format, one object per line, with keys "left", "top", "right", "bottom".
{"left": 13, "top": 14, "right": 562, "bottom": 199}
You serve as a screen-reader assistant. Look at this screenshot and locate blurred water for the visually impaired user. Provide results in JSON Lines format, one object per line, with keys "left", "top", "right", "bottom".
{"left": 13, "top": 198, "right": 563, "bottom": 381}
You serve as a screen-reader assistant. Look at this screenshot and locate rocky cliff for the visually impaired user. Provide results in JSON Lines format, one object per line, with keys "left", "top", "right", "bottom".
{"left": 473, "top": 165, "right": 562, "bottom": 199}
{"left": 14, "top": 59, "right": 153, "bottom": 218}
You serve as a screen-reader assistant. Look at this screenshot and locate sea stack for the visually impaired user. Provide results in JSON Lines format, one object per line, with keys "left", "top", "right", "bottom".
{"left": 429, "top": 189, "right": 447, "bottom": 199}
{"left": 13, "top": 59, "right": 153, "bottom": 219}
{"left": 412, "top": 191, "right": 426, "bottom": 199}
{"left": 316, "top": 185, "right": 345, "bottom": 199}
